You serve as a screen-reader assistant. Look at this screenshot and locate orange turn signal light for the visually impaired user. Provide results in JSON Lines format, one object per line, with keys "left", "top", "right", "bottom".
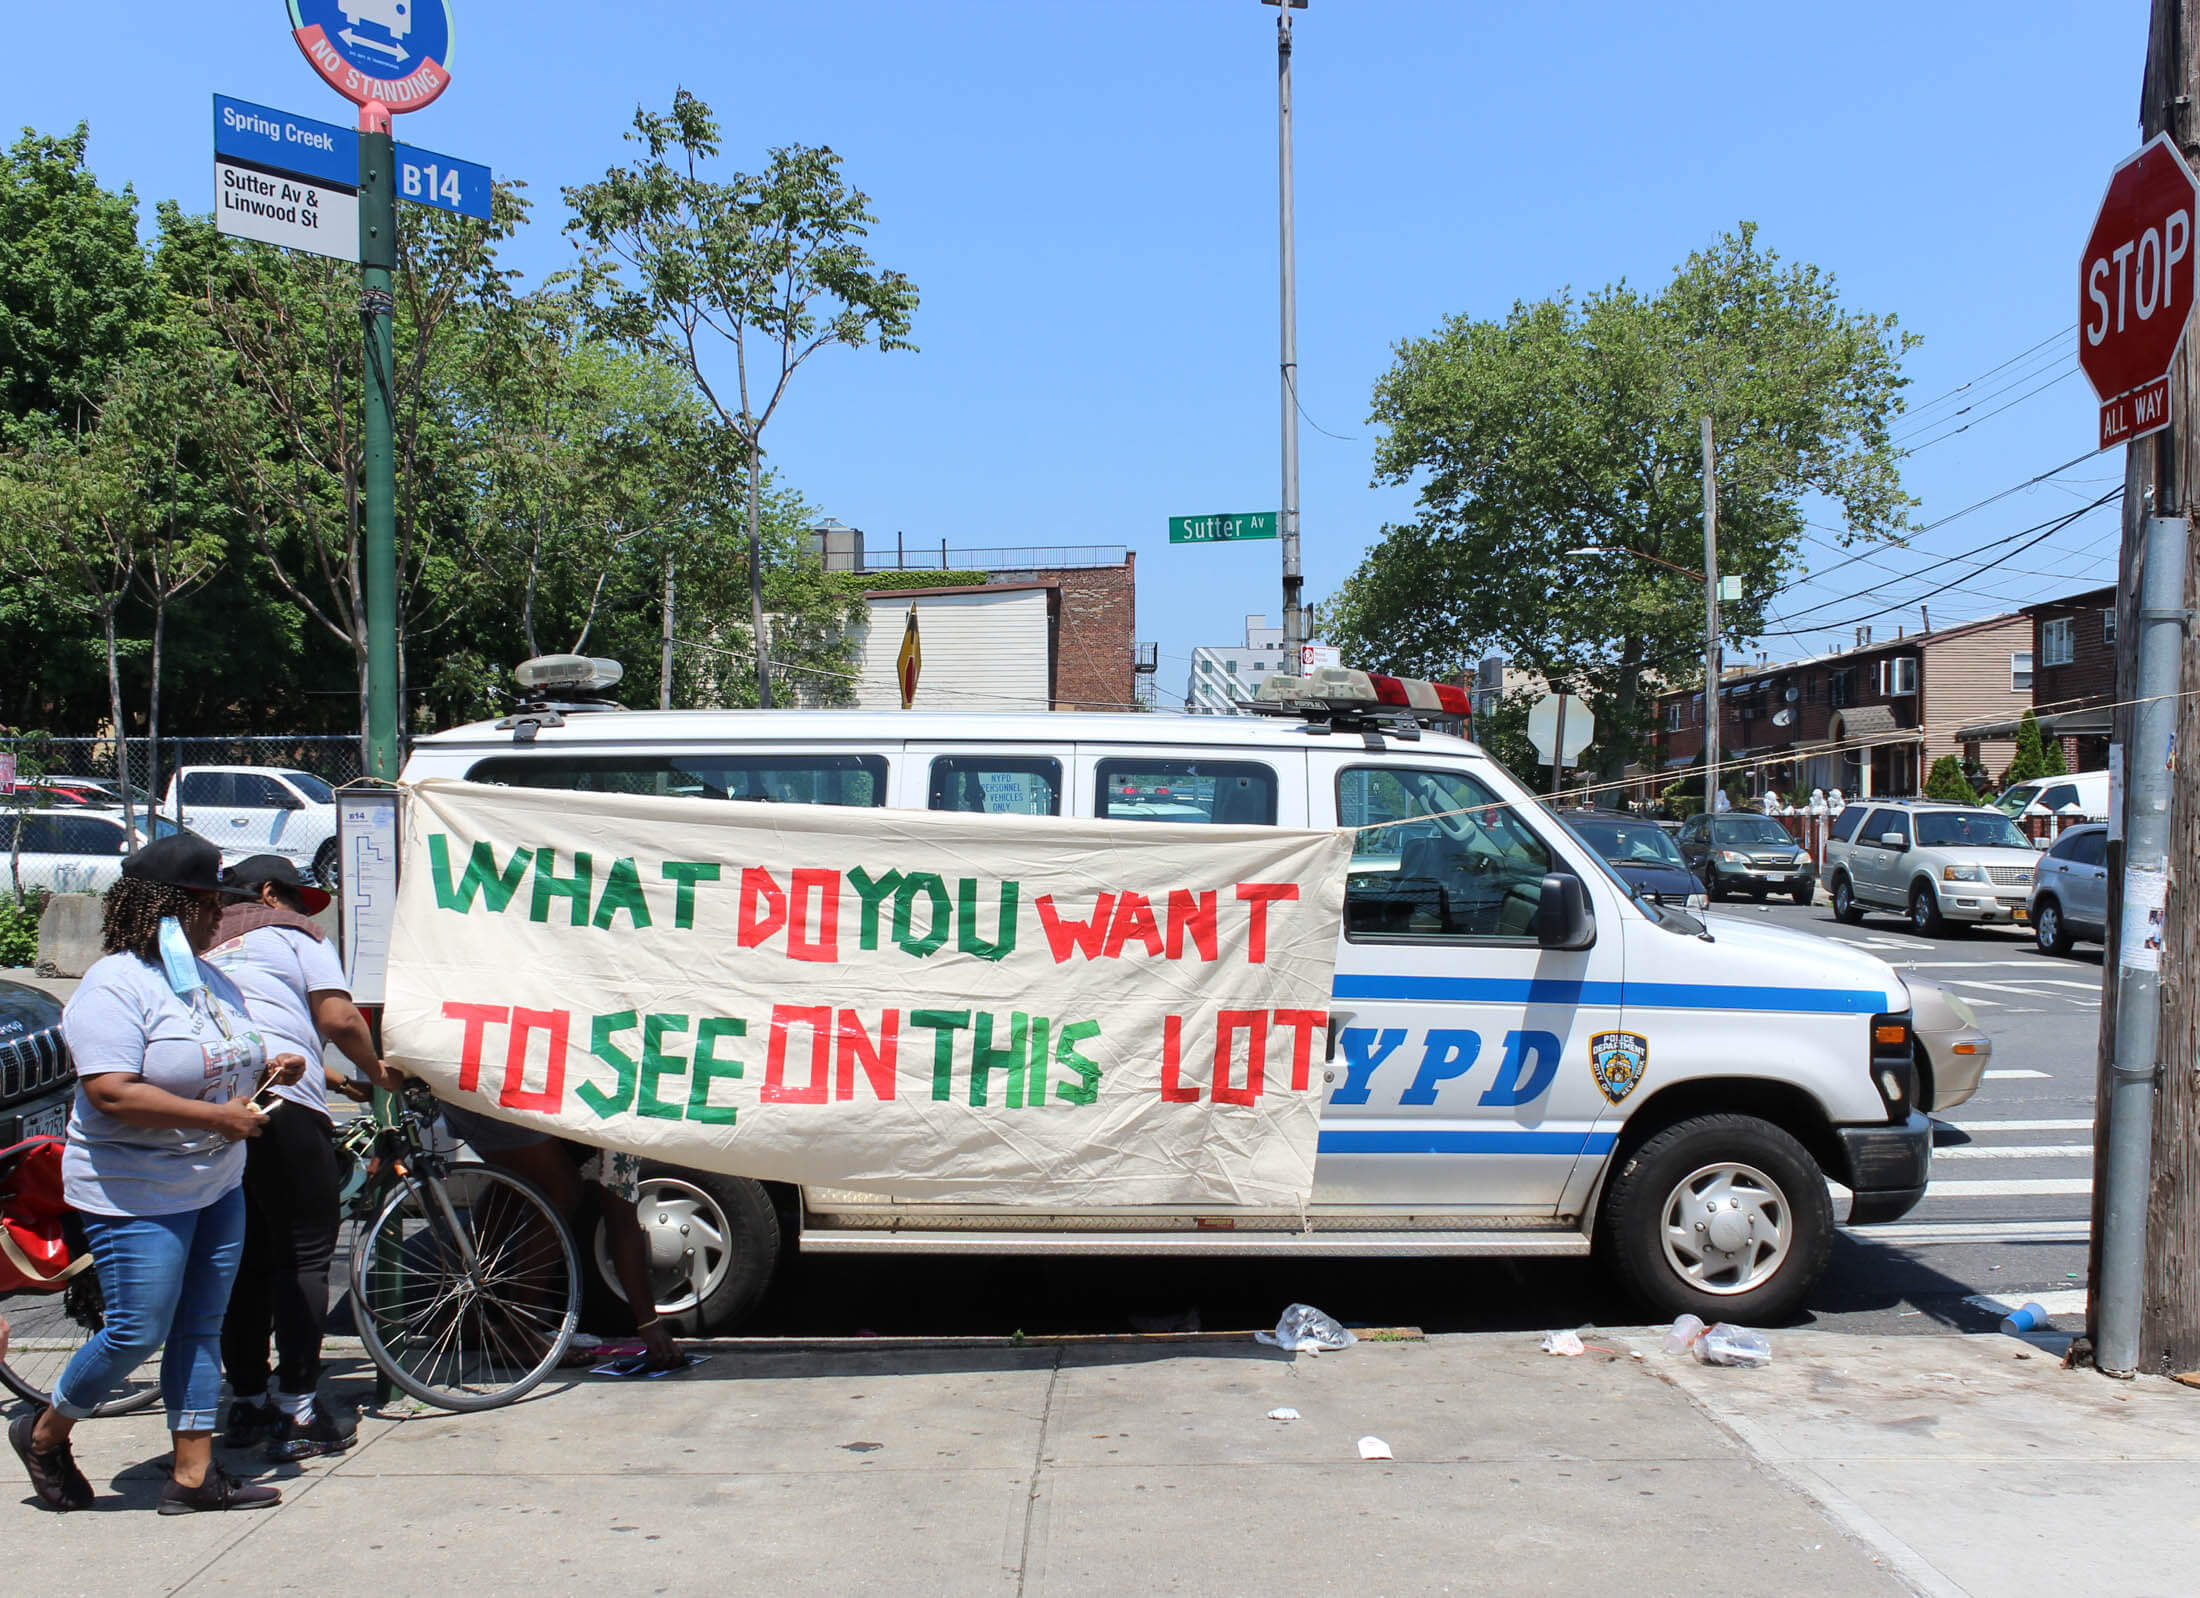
{"left": 1874, "top": 1024, "right": 1908, "bottom": 1046}
{"left": 1952, "top": 1043, "right": 1980, "bottom": 1055}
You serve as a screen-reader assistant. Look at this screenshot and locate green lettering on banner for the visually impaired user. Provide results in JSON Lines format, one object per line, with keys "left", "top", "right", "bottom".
{"left": 592, "top": 857, "right": 653, "bottom": 930}
{"left": 687, "top": 1017, "right": 746, "bottom": 1124}
{"left": 428, "top": 834, "right": 532, "bottom": 914}
{"left": 893, "top": 873, "right": 951, "bottom": 957}
{"left": 957, "top": 879, "right": 1019, "bottom": 962}
{"left": 639, "top": 1013, "right": 690, "bottom": 1119}
{"left": 971, "top": 1011, "right": 1026, "bottom": 1107}
{"left": 1021, "top": 1015, "right": 1051, "bottom": 1108}
{"left": 661, "top": 861, "right": 720, "bottom": 929}
{"left": 1054, "top": 1020, "right": 1102, "bottom": 1106}
{"left": 530, "top": 848, "right": 594, "bottom": 926}
{"left": 576, "top": 1010, "right": 639, "bottom": 1117}
{"left": 910, "top": 1009, "right": 970, "bottom": 1100}
{"left": 848, "top": 867, "right": 903, "bottom": 950}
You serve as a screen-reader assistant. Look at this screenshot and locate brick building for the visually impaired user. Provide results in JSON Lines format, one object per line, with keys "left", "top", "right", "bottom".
{"left": 1649, "top": 613, "right": 2032, "bottom": 802}
{"left": 1955, "top": 584, "right": 2115, "bottom": 775}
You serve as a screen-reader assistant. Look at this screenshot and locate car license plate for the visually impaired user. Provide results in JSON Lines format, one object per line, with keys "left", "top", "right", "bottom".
{"left": 23, "top": 1101, "right": 68, "bottom": 1140}
{"left": 2012, "top": 908, "right": 2029, "bottom": 922}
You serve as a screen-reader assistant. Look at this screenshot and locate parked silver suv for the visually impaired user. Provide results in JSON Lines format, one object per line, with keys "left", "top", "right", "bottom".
{"left": 1823, "top": 799, "right": 2041, "bottom": 935}
{"left": 2027, "top": 822, "right": 2109, "bottom": 956}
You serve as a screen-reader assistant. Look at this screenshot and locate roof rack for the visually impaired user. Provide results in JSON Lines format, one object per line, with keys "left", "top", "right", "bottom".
{"left": 1246, "top": 667, "right": 1470, "bottom": 749}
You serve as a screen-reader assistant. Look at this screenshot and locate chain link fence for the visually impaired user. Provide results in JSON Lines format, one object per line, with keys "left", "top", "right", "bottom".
{"left": 12, "top": 735, "right": 366, "bottom": 801}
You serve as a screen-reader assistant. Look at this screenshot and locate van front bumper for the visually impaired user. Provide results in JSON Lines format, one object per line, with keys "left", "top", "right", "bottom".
{"left": 1836, "top": 1111, "right": 1932, "bottom": 1225}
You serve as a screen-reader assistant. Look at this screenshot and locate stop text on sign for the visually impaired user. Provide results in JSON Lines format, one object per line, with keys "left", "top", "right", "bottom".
{"left": 2079, "top": 133, "right": 2200, "bottom": 448}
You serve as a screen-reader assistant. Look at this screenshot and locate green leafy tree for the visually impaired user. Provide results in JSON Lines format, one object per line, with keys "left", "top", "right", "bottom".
{"left": 566, "top": 92, "right": 917, "bottom": 706}
{"left": 1330, "top": 226, "right": 1915, "bottom": 780}
{"left": 1923, "top": 754, "right": 1979, "bottom": 804}
{"left": 2040, "top": 730, "right": 2068, "bottom": 778}
{"left": 2000, "top": 709, "right": 2051, "bottom": 790}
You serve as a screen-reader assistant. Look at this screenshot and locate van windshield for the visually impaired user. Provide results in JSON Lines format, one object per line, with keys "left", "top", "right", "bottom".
{"left": 1994, "top": 783, "right": 2041, "bottom": 817}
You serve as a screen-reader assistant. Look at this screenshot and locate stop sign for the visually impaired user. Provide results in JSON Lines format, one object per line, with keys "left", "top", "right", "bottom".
{"left": 2081, "top": 133, "right": 2200, "bottom": 448}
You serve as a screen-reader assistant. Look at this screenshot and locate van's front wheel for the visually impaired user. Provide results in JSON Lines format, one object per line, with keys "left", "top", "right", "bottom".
{"left": 1599, "top": 1114, "right": 1831, "bottom": 1325}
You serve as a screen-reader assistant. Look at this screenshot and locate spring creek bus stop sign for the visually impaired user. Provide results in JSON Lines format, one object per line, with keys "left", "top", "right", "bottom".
{"left": 2080, "top": 133, "right": 2200, "bottom": 448}
{"left": 288, "top": 0, "right": 455, "bottom": 112}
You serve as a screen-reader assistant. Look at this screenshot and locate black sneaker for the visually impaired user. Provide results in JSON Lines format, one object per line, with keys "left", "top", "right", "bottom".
{"left": 10, "top": 1411, "right": 94, "bottom": 1512}
{"left": 223, "top": 1396, "right": 280, "bottom": 1450}
{"left": 265, "top": 1406, "right": 355, "bottom": 1462}
{"left": 158, "top": 1463, "right": 282, "bottom": 1515}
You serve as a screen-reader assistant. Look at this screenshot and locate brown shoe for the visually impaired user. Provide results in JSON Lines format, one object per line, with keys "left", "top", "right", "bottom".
{"left": 10, "top": 1412, "right": 93, "bottom": 1512}
{"left": 157, "top": 1463, "right": 282, "bottom": 1515}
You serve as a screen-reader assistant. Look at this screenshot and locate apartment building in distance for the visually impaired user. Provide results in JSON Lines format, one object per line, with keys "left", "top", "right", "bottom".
{"left": 1649, "top": 613, "right": 2033, "bottom": 801}
{"left": 1185, "top": 615, "right": 1292, "bottom": 715}
{"left": 1955, "top": 584, "right": 2116, "bottom": 775}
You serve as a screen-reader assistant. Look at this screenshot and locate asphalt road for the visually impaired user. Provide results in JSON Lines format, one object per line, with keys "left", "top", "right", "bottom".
{"left": 741, "top": 899, "right": 2104, "bottom": 1343}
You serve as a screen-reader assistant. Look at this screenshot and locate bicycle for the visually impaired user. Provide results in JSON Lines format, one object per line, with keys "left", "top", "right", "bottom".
{"left": 0, "top": 1264, "right": 162, "bottom": 1417}
{"left": 340, "top": 1084, "right": 581, "bottom": 1412}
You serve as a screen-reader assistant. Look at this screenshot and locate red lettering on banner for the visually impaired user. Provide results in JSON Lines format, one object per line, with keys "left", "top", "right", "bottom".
{"left": 1036, "top": 893, "right": 1115, "bottom": 961}
{"left": 763, "top": 1005, "right": 831, "bottom": 1103}
{"left": 1235, "top": 882, "right": 1299, "bottom": 964}
{"left": 1165, "top": 889, "right": 1217, "bottom": 960}
{"left": 1160, "top": 1014, "right": 1200, "bottom": 1102}
{"left": 836, "top": 1008, "right": 898, "bottom": 1101}
{"left": 1211, "top": 1010, "right": 1268, "bottom": 1106}
{"left": 1103, "top": 892, "right": 1164, "bottom": 958}
{"left": 739, "top": 868, "right": 787, "bottom": 948}
{"left": 443, "top": 1002, "right": 509, "bottom": 1092}
{"left": 1271, "top": 1009, "right": 1326, "bottom": 1091}
{"left": 501, "top": 1008, "right": 570, "bottom": 1113}
{"left": 788, "top": 868, "right": 842, "bottom": 962}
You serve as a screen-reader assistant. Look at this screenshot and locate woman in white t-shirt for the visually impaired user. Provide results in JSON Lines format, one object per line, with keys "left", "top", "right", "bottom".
{"left": 8, "top": 837, "right": 304, "bottom": 1516}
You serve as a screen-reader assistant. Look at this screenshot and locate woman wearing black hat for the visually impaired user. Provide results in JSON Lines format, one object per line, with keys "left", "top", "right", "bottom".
{"left": 8, "top": 836, "right": 306, "bottom": 1515}
{"left": 205, "top": 854, "right": 401, "bottom": 1461}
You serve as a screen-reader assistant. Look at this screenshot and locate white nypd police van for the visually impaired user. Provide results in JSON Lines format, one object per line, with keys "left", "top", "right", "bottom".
{"left": 398, "top": 657, "right": 1930, "bottom": 1333}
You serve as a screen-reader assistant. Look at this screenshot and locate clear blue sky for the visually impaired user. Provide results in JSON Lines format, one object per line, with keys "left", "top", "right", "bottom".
{"left": 16, "top": 1, "right": 2149, "bottom": 708}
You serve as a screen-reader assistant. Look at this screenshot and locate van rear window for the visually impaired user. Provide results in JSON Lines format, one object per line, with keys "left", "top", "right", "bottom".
{"left": 466, "top": 753, "right": 887, "bottom": 807}
{"left": 929, "top": 756, "right": 1062, "bottom": 816}
{"left": 1094, "top": 760, "right": 1276, "bottom": 825}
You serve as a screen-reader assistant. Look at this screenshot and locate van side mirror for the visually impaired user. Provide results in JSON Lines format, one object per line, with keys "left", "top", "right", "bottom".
{"left": 1535, "top": 873, "right": 1596, "bottom": 950}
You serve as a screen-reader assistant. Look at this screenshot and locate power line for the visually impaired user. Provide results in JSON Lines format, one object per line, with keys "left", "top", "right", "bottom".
{"left": 1897, "top": 324, "right": 2076, "bottom": 420}
{"left": 1900, "top": 366, "right": 2083, "bottom": 453}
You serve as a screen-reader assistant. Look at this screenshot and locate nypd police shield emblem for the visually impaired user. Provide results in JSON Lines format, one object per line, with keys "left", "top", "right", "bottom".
{"left": 1590, "top": 1031, "right": 1649, "bottom": 1105}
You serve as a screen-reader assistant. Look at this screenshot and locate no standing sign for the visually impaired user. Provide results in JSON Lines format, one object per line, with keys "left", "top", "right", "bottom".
{"left": 2081, "top": 133, "right": 2200, "bottom": 449}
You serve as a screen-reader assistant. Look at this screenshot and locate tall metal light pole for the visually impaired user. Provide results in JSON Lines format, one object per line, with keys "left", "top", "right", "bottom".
{"left": 1265, "top": 0, "right": 1306, "bottom": 651}
{"left": 1702, "top": 417, "right": 1720, "bottom": 815}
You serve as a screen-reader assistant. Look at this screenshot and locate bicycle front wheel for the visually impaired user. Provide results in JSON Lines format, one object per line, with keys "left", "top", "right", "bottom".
{"left": 348, "top": 1164, "right": 580, "bottom": 1412}
{"left": 0, "top": 1272, "right": 162, "bottom": 1418}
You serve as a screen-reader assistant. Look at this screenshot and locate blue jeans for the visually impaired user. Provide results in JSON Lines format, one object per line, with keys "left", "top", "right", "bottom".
{"left": 51, "top": 1186, "right": 247, "bottom": 1432}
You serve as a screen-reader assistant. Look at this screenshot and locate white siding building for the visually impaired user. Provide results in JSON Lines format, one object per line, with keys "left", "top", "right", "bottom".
{"left": 1185, "top": 615, "right": 1289, "bottom": 716}
{"left": 849, "top": 584, "right": 1056, "bottom": 712}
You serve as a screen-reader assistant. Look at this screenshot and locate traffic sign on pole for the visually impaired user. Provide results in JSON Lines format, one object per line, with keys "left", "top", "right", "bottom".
{"left": 213, "top": 96, "right": 358, "bottom": 260}
{"left": 1527, "top": 693, "right": 1594, "bottom": 764}
{"left": 1169, "top": 512, "right": 1279, "bottom": 544}
{"left": 2080, "top": 133, "right": 2200, "bottom": 449}
{"left": 393, "top": 144, "right": 491, "bottom": 221}
{"left": 288, "top": 0, "right": 455, "bottom": 112}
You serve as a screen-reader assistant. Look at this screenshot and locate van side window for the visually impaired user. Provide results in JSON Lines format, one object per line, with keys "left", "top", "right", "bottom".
{"left": 1828, "top": 806, "right": 1865, "bottom": 843}
{"left": 1338, "top": 766, "right": 1552, "bottom": 941}
{"left": 1094, "top": 760, "right": 1276, "bottom": 824}
{"left": 180, "top": 771, "right": 230, "bottom": 806}
{"left": 929, "top": 756, "right": 1062, "bottom": 816}
{"left": 467, "top": 754, "right": 888, "bottom": 807}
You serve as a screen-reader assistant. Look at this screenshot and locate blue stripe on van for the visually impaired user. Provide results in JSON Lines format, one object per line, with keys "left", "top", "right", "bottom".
{"left": 1328, "top": 974, "right": 1885, "bottom": 1014}
{"left": 1316, "top": 1129, "right": 1620, "bottom": 1156}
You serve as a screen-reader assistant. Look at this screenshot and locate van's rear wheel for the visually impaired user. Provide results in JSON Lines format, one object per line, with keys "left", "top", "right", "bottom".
{"left": 1599, "top": 1114, "right": 1831, "bottom": 1324}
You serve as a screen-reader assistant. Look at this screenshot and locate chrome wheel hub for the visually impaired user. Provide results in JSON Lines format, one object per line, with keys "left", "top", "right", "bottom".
{"left": 1659, "top": 1161, "right": 1792, "bottom": 1297}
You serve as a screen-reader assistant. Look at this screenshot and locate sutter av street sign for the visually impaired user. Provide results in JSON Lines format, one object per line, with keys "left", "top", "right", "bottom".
{"left": 2080, "top": 133, "right": 2200, "bottom": 448}
{"left": 1169, "top": 512, "right": 1278, "bottom": 544}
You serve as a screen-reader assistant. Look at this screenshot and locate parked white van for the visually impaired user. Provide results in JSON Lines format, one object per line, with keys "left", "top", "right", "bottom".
{"left": 1993, "top": 770, "right": 2110, "bottom": 823}
{"left": 396, "top": 659, "right": 1930, "bottom": 1332}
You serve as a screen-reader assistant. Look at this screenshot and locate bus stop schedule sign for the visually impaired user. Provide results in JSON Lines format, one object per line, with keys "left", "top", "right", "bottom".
{"left": 214, "top": 96, "right": 358, "bottom": 261}
{"left": 288, "top": 0, "right": 455, "bottom": 112}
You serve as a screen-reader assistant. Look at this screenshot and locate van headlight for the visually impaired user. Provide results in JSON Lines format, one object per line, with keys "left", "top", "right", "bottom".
{"left": 1942, "top": 863, "right": 1986, "bottom": 882}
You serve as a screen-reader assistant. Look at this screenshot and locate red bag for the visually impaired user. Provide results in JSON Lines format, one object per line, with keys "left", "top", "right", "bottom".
{"left": 0, "top": 1136, "right": 87, "bottom": 1294}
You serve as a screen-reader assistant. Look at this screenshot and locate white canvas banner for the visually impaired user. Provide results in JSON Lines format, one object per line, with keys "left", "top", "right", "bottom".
{"left": 382, "top": 780, "right": 1353, "bottom": 1208}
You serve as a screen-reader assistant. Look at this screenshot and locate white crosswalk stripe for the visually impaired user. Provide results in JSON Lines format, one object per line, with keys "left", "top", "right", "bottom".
{"left": 1942, "top": 1118, "right": 2093, "bottom": 1133}
{"left": 1982, "top": 1068, "right": 2051, "bottom": 1080}
{"left": 1930, "top": 1143, "right": 2091, "bottom": 1160}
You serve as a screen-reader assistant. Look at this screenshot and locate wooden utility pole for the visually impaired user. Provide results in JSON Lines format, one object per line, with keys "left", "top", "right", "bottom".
{"left": 2088, "top": 0, "right": 2200, "bottom": 1375}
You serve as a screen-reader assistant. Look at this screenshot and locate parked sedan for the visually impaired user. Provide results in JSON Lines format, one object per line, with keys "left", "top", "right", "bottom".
{"left": 1906, "top": 978, "right": 1992, "bottom": 1114}
{"left": 1559, "top": 810, "right": 1707, "bottom": 911}
{"left": 1673, "top": 812, "right": 1817, "bottom": 903}
{"left": 2027, "top": 822, "right": 2109, "bottom": 956}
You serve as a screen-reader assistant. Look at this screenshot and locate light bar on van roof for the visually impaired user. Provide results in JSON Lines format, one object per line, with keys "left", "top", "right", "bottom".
{"left": 1255, "top": 667, "right": 1471, "bottom": 718}
{"left": 514, "top": 654, "right": 625, "bottom": 693}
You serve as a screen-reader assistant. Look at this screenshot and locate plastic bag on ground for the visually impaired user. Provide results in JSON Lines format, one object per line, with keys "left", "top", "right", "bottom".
{"left": 1254, "top": 1303, "right": 1359, "bottom": 1353}
{"left": 1540, "top": 1330, "right": 1586, "bottom": 1356}
{"left": 1696, "top": 1323, "right": 1772, "bottom": 1367}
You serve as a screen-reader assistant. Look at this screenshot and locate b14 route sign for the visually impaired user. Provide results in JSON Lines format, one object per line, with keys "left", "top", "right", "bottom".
{"left": 2081, "top": 133, "right": 2200, "bottom": 449}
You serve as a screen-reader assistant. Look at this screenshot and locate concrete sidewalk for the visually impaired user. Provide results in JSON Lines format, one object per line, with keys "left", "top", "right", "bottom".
{"left": 5, "top": 1328, "right": 2193, "bottom": 1597}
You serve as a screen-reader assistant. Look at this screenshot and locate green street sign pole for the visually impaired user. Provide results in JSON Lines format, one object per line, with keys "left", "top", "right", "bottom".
{"left": 359, "top": 102, "right": 401, "bottom": 783}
